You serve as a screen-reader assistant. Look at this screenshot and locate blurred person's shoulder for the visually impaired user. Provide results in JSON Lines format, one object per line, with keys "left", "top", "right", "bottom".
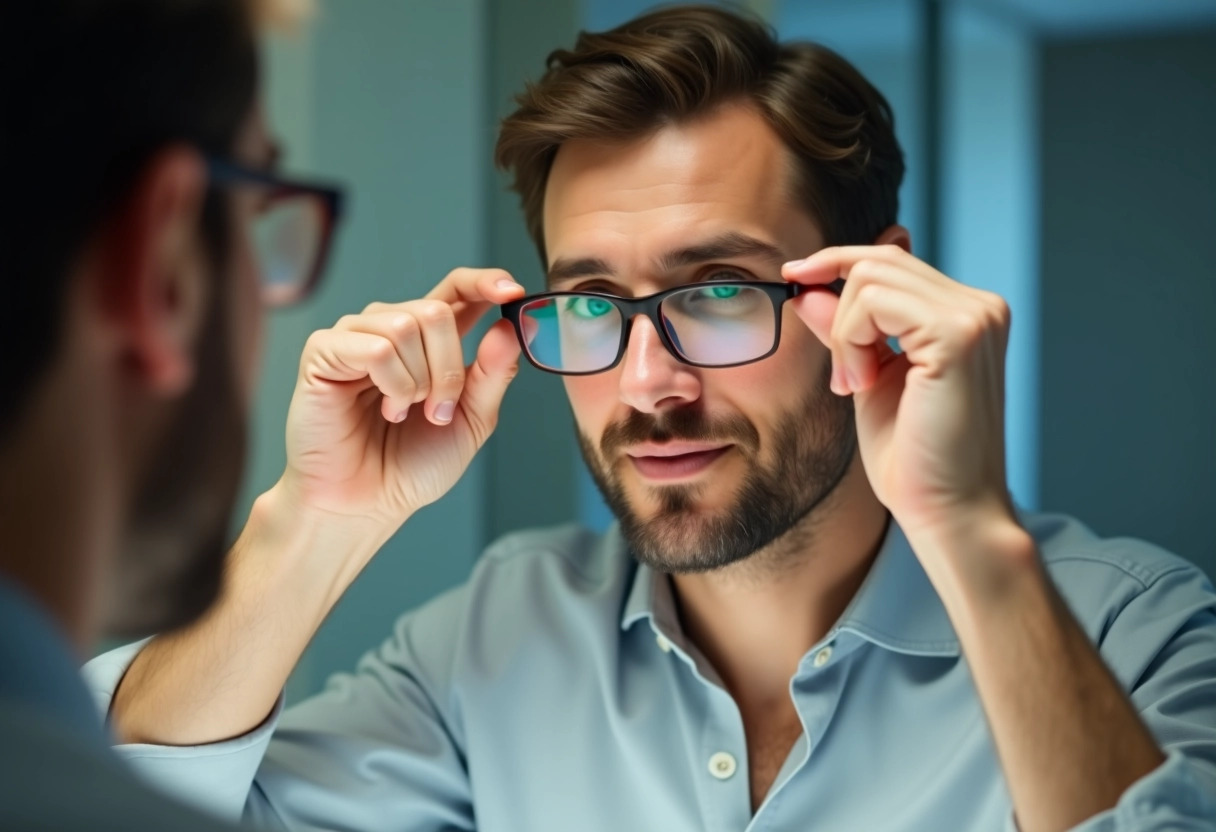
{"left": 0, "top": 700, "right": 242, "bottom": 831}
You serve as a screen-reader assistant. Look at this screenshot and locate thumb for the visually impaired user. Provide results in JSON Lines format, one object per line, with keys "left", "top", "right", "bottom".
{"left": 458, "top": 318, "right": 521, "bottom": 444}
{"left": 789, "top": 289, "right": 838, "bottom": 347}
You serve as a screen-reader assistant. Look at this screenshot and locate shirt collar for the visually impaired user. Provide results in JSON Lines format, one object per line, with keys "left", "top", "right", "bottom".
{"left": 620, "top": 517, "right": 960, "bottom": 657}
{"left": 0, "top": 575, "right": 110, "bottom": 745}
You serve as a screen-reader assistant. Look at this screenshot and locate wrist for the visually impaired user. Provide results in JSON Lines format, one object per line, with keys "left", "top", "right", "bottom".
{"left": 904, "top": 505, "right": 1041, "bottom": 618}
{"left": 238, "top": 480, "right": 400, "bottom": 612}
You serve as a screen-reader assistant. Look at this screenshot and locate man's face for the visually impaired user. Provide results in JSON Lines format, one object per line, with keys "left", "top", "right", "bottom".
{"left": 103, "top": 104, "right": 271, "bottom": 636}
{"left": 544, "top": 103, "right": 857, "bottom": 574}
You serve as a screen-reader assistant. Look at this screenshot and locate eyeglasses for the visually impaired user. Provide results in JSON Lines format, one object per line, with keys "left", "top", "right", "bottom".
{"left": 500, "top": 278, "right": 845, "bottom": 375}
{"left": 207, "top": 158, "right": 345, "bottom": 308}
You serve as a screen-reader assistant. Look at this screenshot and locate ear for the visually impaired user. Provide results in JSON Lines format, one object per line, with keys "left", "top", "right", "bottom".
{"left": 93, "top": 146, "right": 211, "bottom": 397}
{"left": 873, "top": 224, "right": 912, "bottom": 253}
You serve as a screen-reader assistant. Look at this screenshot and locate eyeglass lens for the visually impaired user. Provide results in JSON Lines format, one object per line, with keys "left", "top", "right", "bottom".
{"left": 253, "top": 194, "right": 326, "bottom": 307}
{"left": 517, "top": 283, "right": 779, "bottom": 373}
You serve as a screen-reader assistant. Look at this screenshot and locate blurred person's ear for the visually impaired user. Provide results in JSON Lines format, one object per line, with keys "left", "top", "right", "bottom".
{"left": 92, "top": 147, "right": 211, "bottom": 398}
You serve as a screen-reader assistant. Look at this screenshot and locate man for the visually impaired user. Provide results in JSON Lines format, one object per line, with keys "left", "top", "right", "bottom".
{"left": 0, "top": 0, "right": 340, "bottom": 828}
{"left": 88, "top": 6, "right": 1216, "bottom": 831}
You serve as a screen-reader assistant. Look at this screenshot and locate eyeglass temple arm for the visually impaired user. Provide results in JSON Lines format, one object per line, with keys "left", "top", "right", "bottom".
{"left": 791, "top": 277, "right": 847, "bottom": 297}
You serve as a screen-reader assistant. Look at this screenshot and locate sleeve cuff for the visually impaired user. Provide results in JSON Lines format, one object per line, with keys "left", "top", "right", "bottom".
{"left": 82, "top": 640, "right": 284, "bottom": 824}
{"left": 1049, "top": 751, "right": 1216, "bottom": 832}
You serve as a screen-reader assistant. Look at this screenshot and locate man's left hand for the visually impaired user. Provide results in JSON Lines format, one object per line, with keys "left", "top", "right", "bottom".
{"left": 783, "top": 244, "right": 1022, "bottom": 577}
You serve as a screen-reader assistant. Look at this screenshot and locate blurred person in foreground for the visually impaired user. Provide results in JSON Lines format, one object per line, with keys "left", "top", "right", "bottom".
{"left": 88, "top": 6, "right": 1216, "bottom": 832}
{"left": 0, "top": 0, "right": 343, "bottom": 828}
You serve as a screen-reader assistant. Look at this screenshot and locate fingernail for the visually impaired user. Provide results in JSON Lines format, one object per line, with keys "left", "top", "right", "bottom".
{"left": 434, "top": 401, "right": 456, "bottom": 423}
{"left": 393, "top": 408, "right": 409, "bottom": 423}
{"left": 783, "top": 258, "right": 807, "bottom": 270}
{"left": 830, "top": 365, "right": 844, "bottom": 395}
{"left": 496, "top": 279, "right": 521, "bottom": 292}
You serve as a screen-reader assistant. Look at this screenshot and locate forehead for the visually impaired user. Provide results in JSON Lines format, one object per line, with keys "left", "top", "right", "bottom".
{"left": 542, "top": 103, "right": 817, "bottom": 274}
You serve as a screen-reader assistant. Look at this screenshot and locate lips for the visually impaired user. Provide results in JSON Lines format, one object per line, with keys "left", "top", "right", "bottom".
{"left": 627, "top": 445, "right": 731, "bottom": 481}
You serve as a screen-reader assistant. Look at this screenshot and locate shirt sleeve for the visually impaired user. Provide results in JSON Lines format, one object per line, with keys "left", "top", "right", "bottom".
{"left": 1009, "top": 558, "right": 1216, "bottom": 832}
{"left": 82, "top": 638, "right": 284, "bottom": 825}
{"left": 82, "top": 584, "right": 476, "bottom": 832}
{"left": 1067, "top": 751, "right": 1216, "bottom": 832}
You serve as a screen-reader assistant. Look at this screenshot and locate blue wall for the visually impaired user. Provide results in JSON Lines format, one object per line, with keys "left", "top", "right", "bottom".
{"left": 1039, "top": 28, "right": 1216, "bottom": 578}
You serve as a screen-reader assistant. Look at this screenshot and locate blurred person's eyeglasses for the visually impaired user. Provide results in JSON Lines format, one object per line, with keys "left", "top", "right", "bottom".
{"left": 500, "top": 278, "right": 845, "bottom": 375}
{"left": 207, "top": 158, "right": 345, "bottom": 307}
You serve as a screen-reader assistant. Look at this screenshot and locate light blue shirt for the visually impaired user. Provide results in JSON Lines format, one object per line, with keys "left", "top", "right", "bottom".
{"left": 86, "top": 512, "right": 1216, "bottom": 831}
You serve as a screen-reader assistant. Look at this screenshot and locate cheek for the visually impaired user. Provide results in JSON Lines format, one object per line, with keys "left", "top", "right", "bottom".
{"left": 563, "top": 373, "right": 619, "bottom": 440}
{"left": 706, "top": 320, "right": 829, "bottom": 419}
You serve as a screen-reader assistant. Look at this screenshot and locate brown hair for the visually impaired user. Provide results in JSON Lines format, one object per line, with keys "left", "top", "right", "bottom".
{"left": 496, "top": 4, "right": 905, "bottom": 263}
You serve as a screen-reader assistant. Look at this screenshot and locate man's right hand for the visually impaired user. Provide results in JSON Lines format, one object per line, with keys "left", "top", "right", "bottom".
{"left": 108, "top": 268, "right": 525, "bottom": 747}
{"left": 279, "top": 268, "right": 524, "bottom": 529}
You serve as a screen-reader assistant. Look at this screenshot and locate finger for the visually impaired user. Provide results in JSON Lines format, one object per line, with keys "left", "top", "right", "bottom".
{"left": 836, "top": 282, "right": 948, "bottom": 387}
{"left": 831, "top": 283, "right": 897, "bottom": 394}
{"left": 334, "top": 311, "right": 431, "bottom": 409}
{"left": 300, "top": 329, "right": 420, "bottom": 423}
{"left": 410, "top": 300, "right": 467, "bottom": 424}
{"left": 458, "top": 319, "right": 522, "bottom": 445}
{"left": 788, "top": 289, "right": 839, "bottom": 346}
{"left": 828, "top": 259, "right": 938, "bottom": 392}
{"left": 783, "top": 244, "right": 947, "bottom": 289}
{"left": 425, "top": 267, "right": 526, "bottom": 333}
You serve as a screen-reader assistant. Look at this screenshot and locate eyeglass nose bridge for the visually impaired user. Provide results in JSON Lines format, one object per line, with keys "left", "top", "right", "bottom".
{"left": 615, "top": 298, "right": 690, "bottom": 368}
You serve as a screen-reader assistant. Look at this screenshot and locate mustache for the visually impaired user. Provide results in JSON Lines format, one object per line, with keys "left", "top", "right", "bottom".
{"left": 600, "top": 406, "right": 760, "bottom": 458}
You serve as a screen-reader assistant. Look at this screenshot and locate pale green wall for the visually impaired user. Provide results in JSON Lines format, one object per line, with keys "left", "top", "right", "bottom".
{"left": 255, "top": 0, "right": 492, "bottom": 698}
{"left": 251, "top": 0, "right": 582, "bottom": 698}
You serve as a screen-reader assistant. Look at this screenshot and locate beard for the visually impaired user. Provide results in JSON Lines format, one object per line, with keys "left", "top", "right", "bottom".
{"left": 578, "top": 365, "right": 856, "bottom": 574}
{"left": 101, "top": 265, "right": 247, "bottom": 639}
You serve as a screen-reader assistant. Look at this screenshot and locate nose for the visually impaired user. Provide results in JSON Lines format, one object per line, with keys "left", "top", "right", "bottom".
{"left": 617, "top": 315, "right": 701, "bottom": 414}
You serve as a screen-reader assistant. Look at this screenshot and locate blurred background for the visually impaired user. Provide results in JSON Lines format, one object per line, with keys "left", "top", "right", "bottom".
{"left": 243, "top": 0, "right": 1216, "bottom": 700}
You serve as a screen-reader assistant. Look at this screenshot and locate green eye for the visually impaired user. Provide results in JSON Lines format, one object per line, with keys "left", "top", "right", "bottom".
{"left": 708, "top": 285, "right": 741, "bottom": 299}
{"left": 566, "top": 296, "right": 615, "bottom": 319}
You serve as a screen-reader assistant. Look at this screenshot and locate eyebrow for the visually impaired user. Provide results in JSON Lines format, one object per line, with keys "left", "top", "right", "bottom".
{"left": 546, "top": 231, "right": 788, "bottom": 290}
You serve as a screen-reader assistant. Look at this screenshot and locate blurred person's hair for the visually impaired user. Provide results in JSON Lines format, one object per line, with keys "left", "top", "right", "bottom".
{"left": 495, "top": 4, "right": 906, "bottom": 263}
{"left": 0, "top": 0, "right": 258, "bottom": 437}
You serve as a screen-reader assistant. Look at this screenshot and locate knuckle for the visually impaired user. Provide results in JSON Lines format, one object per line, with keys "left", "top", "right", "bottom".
{"left": 437, "top": 369, "right": 466, "bottom": 388}
{"left": 335, "top": 314, "right": 360, "bottom": 330}
{"left": 849, "top": 259, "right": 881, "bottom": 283}
{"left": 362, "top": 301, "right": 388, "bottom": 315}
{"left": 415, "top": 300, "right": 453, "bottom": 325}
{"left": 368, "top": 339, "right": 398, "bottom": 364}
{"left": 988, "top": 295, "right": 1012, "bottom": 327}
{"left": 855, "top": 282, "right": 885, "bottom": 306}
{"left": 951, "top": 312, "right": 986, "bottom": 346}
{"left": 391, "top": 313, "right": 420, "bottom": 338}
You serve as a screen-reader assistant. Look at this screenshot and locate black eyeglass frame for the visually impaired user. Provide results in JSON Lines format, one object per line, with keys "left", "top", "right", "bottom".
{"left": 206, "top": 157, "right": 346, "bottom": 307}
{"left": 500, "top": 277, "right": 846, "bottom": 376}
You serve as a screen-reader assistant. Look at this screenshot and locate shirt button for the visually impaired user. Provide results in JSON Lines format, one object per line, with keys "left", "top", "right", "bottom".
{"left": 708, "top": 751, "right": 737, "bottom": 780}
{"left": 813, "top": 645, "right": 833, "bottom": 668}
{"left": 656, "top": 634, "right": 673, "bottom": 653}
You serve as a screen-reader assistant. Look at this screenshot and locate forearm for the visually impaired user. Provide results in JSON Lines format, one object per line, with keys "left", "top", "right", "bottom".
{"left": 920, "top": 519, "right": 1164, "bottom": 832}
{"left": 111, "top": 482, "right": 393, "bottom": 746}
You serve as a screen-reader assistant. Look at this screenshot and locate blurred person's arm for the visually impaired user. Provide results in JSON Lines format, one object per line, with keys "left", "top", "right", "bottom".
{"left": 108, "top": 268, "right": 524, "bottom": 747}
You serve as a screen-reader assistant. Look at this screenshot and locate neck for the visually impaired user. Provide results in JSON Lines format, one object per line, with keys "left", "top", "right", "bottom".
{"left": 671, "top": 452, "right": 888, "bottom": 710}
